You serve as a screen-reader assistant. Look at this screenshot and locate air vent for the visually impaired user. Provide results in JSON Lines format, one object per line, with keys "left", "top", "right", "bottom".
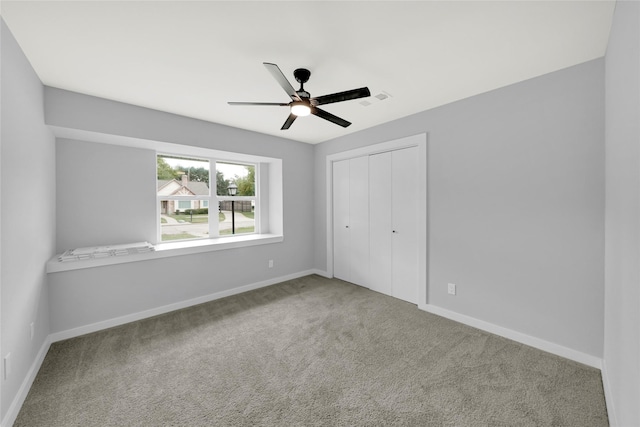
{"left": 360, "top": 91, "right": 392, "bottom": 107}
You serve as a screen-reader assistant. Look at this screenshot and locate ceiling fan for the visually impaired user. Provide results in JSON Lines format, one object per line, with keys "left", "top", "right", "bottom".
{"left": 228, "top": 62, "right": 371, "bottom": 130}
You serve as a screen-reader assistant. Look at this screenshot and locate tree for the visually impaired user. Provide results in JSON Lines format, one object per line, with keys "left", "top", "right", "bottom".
{"left": 157, "top": 157, "right": 179, "bottom": 180}
{"left": 176, "top": 166, "right": 209, "bottom": 184}
{"left": 235, "top": 166, "right": 255, "bottom": 196}
{"left": 216, "top": 170, "right": 230, "bottom": 196}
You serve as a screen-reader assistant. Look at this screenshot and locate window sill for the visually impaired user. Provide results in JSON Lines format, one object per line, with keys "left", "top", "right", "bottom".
{"left": 46, "top": 234, "right": 284, "bottom": 273}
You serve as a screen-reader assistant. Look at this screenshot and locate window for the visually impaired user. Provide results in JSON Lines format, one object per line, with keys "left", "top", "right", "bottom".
{"left": 216, "top": 162, "right": 256, "bottom": 236}
{"left": 157, "top": 155, "right": 259, "bottom": 242}
{"left": 157, "top": 155, "right": 211, "bottom": 242}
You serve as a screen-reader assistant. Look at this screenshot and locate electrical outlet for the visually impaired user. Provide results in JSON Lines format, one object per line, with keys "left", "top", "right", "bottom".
{"left": 3, "top": 353, "right": 11, "bottom": 380}
{"left": 448, "top": 283, "right": 457, "bottom": 295}
{"left": 30, "top": 322, "right": 35, "bottom": 340}
{"left": 268, "top": 260, "right": 274, "bottom": 268}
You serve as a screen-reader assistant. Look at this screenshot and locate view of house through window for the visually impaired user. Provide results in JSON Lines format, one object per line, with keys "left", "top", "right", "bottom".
{"left": 157, "top": 155, "right": 256, "bottom": 242}
{"left": 157, "top": 155, "right": 211, "bottom": 241}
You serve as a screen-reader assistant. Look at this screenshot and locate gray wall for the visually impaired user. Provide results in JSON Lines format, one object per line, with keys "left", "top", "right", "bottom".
{"left": 0, "top": 20, "right": 56, "bottom": 422}
{"left": 603, "top": 2, "right": 640, "bottom": 426}
{"left": 46, "top": 88, "right": 315, "bottom": 334}
{"left": 56, "top": 139, "right": 156, "bottom": 252}
{"left": 315, "top": 59, "right": 605, "bottom": 358}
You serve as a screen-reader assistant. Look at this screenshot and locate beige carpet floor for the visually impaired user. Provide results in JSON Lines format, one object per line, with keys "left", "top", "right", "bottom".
{"left": 15, "top": 275, "right": 608, "bottom": 426}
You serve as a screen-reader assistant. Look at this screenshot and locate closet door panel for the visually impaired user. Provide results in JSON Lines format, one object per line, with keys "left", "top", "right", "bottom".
{"left": 369, "top": 152, "right": 393, "bottom": 295}
{"left": 349, "top": 156, "right": 370, "bottom": 287}
{"left": 391, "top": 147, "right": 419, "bottom": 304}
{"left": 333, "top": 159, "right": 351, "bottom": 281}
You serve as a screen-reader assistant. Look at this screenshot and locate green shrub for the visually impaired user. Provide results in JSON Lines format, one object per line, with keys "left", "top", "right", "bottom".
{"left": 174, "top": 208, "right": 208, "bottom": 215}
{"left": 186, "top": 208, "right": 208, "bottom": 215}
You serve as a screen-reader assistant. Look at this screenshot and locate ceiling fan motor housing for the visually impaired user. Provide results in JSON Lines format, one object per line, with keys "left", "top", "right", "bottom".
{"left": 294, "top": 68, "right": 311, "bottom": 84}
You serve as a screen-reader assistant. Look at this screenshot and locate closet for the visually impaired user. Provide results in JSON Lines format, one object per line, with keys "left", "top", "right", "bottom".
{"left": 332, "top": 145, "right": 419, "bottom": 304}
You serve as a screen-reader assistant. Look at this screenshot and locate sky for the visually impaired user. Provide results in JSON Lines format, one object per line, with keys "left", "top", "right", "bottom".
{"left": 163, "top": 156, "right": 249, "bottom": 179}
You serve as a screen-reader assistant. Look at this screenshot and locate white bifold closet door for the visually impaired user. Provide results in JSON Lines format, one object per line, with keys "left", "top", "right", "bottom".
{"left": 369, "top": 147, "right": 419, "bottom": 304}
{"left": 368, "top": 152, "right": 393, "bottom": 295}
{"left": 332, "top": 156, "right": 369, "bottom": 287}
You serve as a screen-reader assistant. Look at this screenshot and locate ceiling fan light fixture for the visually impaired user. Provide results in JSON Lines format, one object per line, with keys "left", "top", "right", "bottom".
{"left": 291, "top": 102, "right": 311, "bottom": 117}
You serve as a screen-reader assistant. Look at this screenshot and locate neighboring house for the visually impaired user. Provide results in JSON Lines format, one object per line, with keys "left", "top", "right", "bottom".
{"left": 157, "top": 174, "right": 210, "bottom": 214}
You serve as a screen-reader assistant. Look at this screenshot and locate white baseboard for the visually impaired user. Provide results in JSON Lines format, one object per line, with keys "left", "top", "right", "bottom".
{"left": 50, "top": 269, "right": 318, "bottom": 343}
{"left": 1, "top": 336, "right": 52, "bottom": 427}
{"left": 310, "top": 269, "right": 331, "bottom": 278}
{"left": 600, "top": 360, "right": 618, "bottom": 426}
{"left": 420, "top": 304, "right": 603, "bottom": 370}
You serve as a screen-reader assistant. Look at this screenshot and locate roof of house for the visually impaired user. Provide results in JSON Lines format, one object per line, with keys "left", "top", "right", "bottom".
{"left": 185, "top": 181, "right": 209, "bottom": 195}
{"left": 157, "top": 179, "right": 209, "bottom": 196}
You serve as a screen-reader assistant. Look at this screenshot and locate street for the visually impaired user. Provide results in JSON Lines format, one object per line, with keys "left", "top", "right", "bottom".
{"left": 161, "top": 210, "right": 254, "bottom": 239}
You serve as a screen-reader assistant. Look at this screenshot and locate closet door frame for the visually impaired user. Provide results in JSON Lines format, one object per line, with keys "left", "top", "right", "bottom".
{"left": 326, "top": 133, "right": 428, "bottom": 306}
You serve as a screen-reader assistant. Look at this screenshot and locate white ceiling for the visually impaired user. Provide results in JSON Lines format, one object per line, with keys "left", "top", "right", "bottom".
{"left": 1, "top": 1, "right": 615, "bottom": 144}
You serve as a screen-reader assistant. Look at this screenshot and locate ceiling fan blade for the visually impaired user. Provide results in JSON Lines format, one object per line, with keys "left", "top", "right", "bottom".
{"left": 311, "top": 87, "right": 371, "bottom": 106}
{"left": 281, "top": 113, "right": 297, "bottom": 130}
{"left": 228, "top": 102, "right": 289, "bottom": 106}
{"left": 263, "top": 63, "right": 301, "bottom": 102}
{"left": 312, "top": 107, "right": 351, "bottom": 128}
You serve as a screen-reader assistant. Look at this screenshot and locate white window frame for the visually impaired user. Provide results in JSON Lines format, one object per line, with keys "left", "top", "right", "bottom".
{"left": 216, "top": 161, "right": 260, "bottom": 237}
{"left": 157, "top": 154, "right": 260, "bottom": 243}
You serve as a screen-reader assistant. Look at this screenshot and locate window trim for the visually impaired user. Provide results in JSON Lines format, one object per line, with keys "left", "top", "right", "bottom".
{"left": 157, "top": 154, "right": 260, "bottom": 243}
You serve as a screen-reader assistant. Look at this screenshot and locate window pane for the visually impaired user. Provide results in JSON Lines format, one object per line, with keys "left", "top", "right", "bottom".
{"left": 159, "top": 201, "right": 210, "bottom": 242}
{"left": 216, "top": 162, "right": 256, "bottom": 235}
{"left": 218, "top": 200, "right": 255, "bottom": 236}
{"left": 158, "top": 155, "right": 210, "bottom": 242}
{"left": 157, "top": 155, "right": 210, "bottom": 197}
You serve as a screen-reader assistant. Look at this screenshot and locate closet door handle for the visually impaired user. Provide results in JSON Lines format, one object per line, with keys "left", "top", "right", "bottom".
{"left": 346, "top": 225, "right": 349, "bottom": 228}
{"left": 392, "top": 230, "right": 397, "bottom": 233}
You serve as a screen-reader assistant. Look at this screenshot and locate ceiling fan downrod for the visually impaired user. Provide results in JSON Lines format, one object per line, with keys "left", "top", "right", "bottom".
{"left": 294, "top": 68, "right": 311, "bottom": 98}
